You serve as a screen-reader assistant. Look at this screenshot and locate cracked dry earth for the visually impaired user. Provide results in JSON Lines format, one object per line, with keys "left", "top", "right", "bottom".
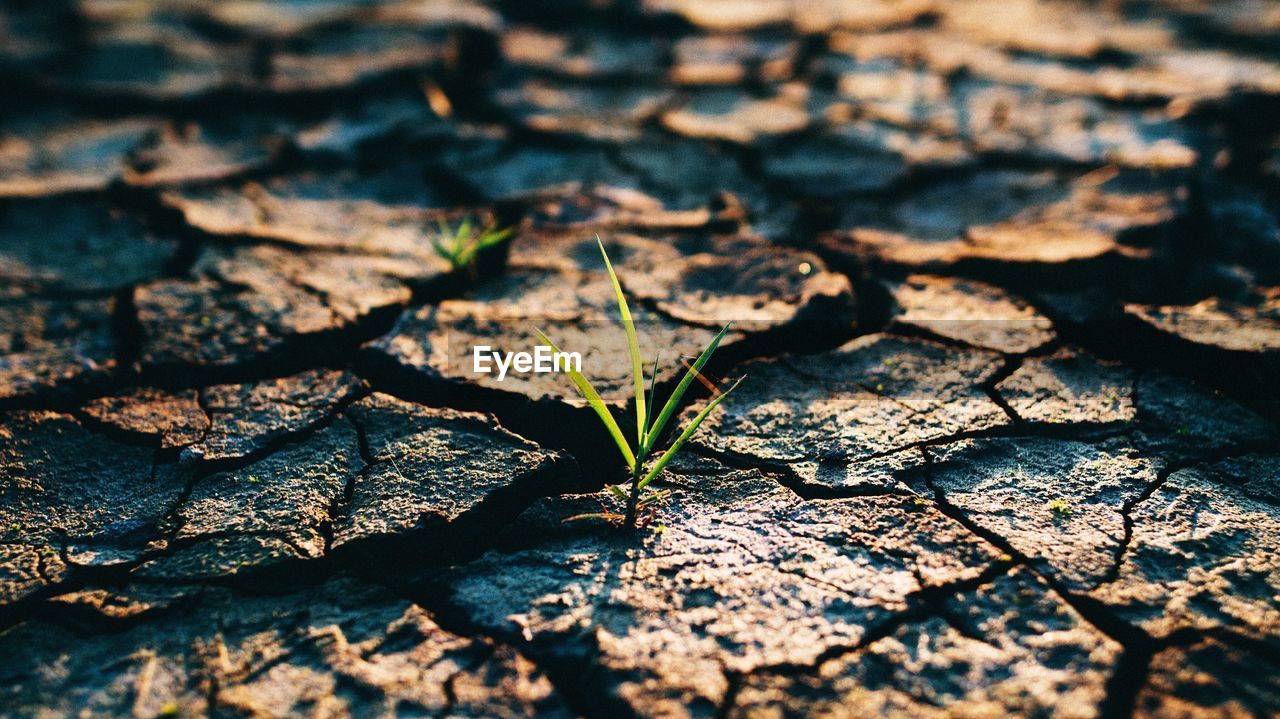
{"left": 2, "top": 1, "right": 1280, "bottom": 718}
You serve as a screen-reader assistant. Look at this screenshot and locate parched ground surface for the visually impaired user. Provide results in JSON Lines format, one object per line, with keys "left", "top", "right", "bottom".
{"left": 2, "top": 1, "right": 1280, "bottom": 717}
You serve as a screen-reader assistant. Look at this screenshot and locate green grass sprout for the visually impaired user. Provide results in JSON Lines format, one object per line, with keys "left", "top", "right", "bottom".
{"left": 431, "top": 216, "right": 516, "bottom": 277}
{"left": 540, "top": 236, "right": 739, "bottom": 529}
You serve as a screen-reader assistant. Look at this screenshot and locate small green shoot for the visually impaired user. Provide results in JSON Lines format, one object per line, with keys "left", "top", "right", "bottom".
{"left": 1048, "top": 498, "right": 1071, "bottom": 516}
{"left": 431, "top": 216, "right": 516, "bottom": 277}
{"left": 541, "top": 236, "right": 739, "bottom": 529}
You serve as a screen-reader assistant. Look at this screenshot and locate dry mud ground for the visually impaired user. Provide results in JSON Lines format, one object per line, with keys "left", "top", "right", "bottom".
{"left": 2, "top": 1, "right": 1280, "bottom": 717}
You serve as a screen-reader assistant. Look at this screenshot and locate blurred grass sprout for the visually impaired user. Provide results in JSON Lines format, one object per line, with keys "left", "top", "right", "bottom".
{"left": 432, "top": 216, "right": 515, "bottom": 276}
{"left": 537, "top": 237, "right": 739, "bottom": 529}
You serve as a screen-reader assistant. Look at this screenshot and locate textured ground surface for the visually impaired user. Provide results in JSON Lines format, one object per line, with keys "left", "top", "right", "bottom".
{"left": 2, "top": 1, "right": 1280, "bottom": 717}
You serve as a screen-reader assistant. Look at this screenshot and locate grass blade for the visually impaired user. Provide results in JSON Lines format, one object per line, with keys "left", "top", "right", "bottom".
{"left": 636, "top": 489, "right": 671, "bottom": 507}
{"left": 477, "top": 225, "right": 516, "bottom": 248}
{"left": 534, "top": 328, "right": 636, "bottom": 470}
{"left": 638, "top": 378, "right": 741, "bottom": 490}
{"left": 455, "top": 217, "right": 475, "bottom": 262}
{"left": 455, "top": 244, "right": 476, "bottom": 268}
{"left": 643, "top": 350, "right": 661, "bottom": 433}
{"left": 679, "top": 357, "right": 721, "bottom": 395}
{"left": 456, "top": 216, "right": 472, "bottom": 247}
{"left": 563, "top": 512, "right": 625, "bottom": 524}
{"left": 597, "top": 236, "right": 646, "bottom": 447}
{"left": 608, "top": 484, "right": 629, "bottom": 501}
{"left": 643, "top": 323, "right": 730, "bottom": 450}
{"left": 432, "top": 220, "right": 451, "bottom": 259}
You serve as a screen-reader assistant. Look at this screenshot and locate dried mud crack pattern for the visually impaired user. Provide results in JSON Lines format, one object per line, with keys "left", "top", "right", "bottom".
{"left": 3, "top": 0, "right": 1280, "bottom": 717}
